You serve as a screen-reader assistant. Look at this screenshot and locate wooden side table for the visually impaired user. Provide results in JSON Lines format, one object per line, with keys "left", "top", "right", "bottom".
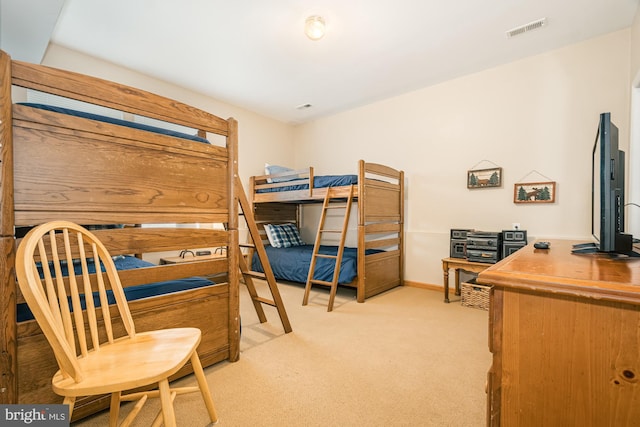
{"left": 441, "top": 257, "right": 491, "bottom": 303}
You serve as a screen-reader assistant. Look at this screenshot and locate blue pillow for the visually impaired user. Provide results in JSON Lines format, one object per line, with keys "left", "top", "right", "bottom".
{"left": 264, "top": 223, "right": 304, "bottom": 248}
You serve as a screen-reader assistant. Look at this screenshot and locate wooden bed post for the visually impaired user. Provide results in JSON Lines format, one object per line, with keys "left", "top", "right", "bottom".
{"left": 399, "top": 169, "right": 405, "bottom": 285}
{"left": 0, "top": 50, "right": 17, "bottom": 404}
{"left": 357, "top": 160, "right": 366, "bottom": 303}
{"left": 227, "top": 117, "right": 241, "bottom": 362}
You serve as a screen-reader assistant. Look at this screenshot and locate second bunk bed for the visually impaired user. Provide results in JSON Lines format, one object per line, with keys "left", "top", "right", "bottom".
{"left": 249, "top": 160, "right": 404, "bottom": 304}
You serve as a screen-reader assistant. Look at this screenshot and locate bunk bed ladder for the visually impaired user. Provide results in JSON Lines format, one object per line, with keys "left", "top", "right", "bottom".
{"left": 236, "top": 177, "right": 292, "bottom": 333}
{"left": 302, "top": 185, "right": 354, "bottom": 312}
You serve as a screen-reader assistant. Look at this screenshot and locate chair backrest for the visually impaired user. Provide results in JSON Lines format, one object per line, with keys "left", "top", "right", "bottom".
{"left": 15, "top": 220, "right": 136, "bottom": 382}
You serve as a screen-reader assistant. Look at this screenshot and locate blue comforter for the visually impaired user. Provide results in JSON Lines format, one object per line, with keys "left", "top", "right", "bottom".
{"left": 19, "top": 103, "right": 209, "bottom": 143}
{"left": 252, "top": 244, "right": 361, "bottom": 284}
{"left": 257, "top": 174, "right": 358, "bottom": 193}
{"left": 17, "top": 255, "right": 214, "bottom": 322}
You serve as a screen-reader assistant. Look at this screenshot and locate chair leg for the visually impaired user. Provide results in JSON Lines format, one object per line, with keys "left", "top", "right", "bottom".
{"left": 63, "top": 396, "right": 76, "bottom": 420}
{"left": 191, "top": 351, "right": 219, "bottom": 424}
{"left": 151, "top": 391, "right": 176, "bottom": 427}
{"left": 109, "top": 392, "right": 121, "bottom": 427}
{"left": 158, "top": 378, "right": 177, "bottom": 427}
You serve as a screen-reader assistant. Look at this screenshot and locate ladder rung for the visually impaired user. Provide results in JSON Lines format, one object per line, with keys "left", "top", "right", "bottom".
{"left": 326, "top": 204, "right": 348, "bottom": 209}
{"left": 253, "top": 296, "right": 277, "bottom": 307}
{"left": 242, "top": 270, "right": 266, "bottom": 279}
{"left": 310, "top": 279, "right": 333, "bottom": 286}
{"left": 316, "top": 254, "right": 337, "bottom": 259}
{"left": 320, "top": 229, "right": 342, "bottom": 233}
{"left": 239, "top": 243, "right": 255, "bottom": 248}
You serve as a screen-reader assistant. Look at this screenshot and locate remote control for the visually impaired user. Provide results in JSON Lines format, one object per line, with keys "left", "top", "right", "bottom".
{"left": 534, "top": 241, "right": 550, "bottom": 249}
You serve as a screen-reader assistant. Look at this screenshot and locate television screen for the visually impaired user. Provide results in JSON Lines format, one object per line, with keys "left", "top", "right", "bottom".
{"left": 574, "top": 112, "right": 633, "bottom": 255}
{"left": 592, "top": 120, "right": 602, "bottom": 246}
{"left": 594, "top": 113, "right": 620, "bottom": 251}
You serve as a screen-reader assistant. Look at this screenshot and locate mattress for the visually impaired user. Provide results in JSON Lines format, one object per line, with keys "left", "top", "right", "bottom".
{"left": 18, "top": 103, "right": 210, "bottom": 143}
{"left": 256, "top": 174, "right": 358, "bottom": 193}
{"left": 251, "top": 244, "right": 365, "bottom": 284}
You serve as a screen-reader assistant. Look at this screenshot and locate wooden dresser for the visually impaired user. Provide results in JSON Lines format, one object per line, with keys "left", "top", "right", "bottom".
{"left": 478, "top": 240, "right": 640, "bottom": 427}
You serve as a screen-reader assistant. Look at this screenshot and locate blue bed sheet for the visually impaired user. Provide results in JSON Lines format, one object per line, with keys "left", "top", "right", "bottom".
{"left": 251, "top": 244, "right": 379, "bottom": 285}
{"left": 256, "top": 174, "right": 358, "bottom": 193}
{"left": 19, "top": 103, "right": 210, "bottom": 144}
{"left": 17, "top": 255, "right": 214, "bottom": 322}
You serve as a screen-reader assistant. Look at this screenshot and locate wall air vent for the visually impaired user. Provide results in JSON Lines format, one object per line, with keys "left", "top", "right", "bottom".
{"left": 506, "top": 18, "right": 547, "bottom": 38}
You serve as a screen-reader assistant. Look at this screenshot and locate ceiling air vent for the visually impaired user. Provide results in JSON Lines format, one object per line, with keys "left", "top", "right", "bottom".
{"left": 506, "top": 18, "right": 547, "bottom": 38}
{"left": 296, "top": 103, "right": 312, "bottom": 110}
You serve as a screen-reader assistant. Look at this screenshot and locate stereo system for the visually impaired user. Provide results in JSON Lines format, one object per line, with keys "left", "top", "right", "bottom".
{"left": 467, "top": 231, "right": 502, "bottom": 263}
{"left": 450, "top": 228, "right": 528, "bottom": 264}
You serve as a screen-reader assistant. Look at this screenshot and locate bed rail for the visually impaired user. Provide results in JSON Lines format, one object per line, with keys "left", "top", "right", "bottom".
{"left": 11, "top": 59, "right": 230, "bottom": 137}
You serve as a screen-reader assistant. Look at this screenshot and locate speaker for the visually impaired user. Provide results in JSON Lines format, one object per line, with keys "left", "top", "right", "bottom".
{"left": 503, "top": 230, "right": 527, "bottom": 242}
{"left": 502, "top": 229, "right": 527, "bottom": 258}
{"left": 502, "top": 241, "right": 527, "bottom": 257}
{"left": 450, "top": 240, "right": 467, "bottom": 258}
{"left": 450, "top": 229, "right": 473, "bottom": 258}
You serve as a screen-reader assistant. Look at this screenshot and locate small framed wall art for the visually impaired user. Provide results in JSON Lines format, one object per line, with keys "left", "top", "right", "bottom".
{"left": 513, "top": 181, "right": 556, "bottom": 203}
{"left": 467, "top": 167, "right": 502, "bottom": 189}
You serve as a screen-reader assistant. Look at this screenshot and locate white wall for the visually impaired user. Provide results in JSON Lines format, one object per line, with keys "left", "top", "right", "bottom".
{"left": 294, "top": 30, "right": 632, "bottom": 287}
{"left": 39, "top": 30, "right": 635, "bottom": 287}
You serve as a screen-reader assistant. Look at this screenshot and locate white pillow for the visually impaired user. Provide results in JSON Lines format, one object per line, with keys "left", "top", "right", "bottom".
{"left": 263, "top": 224, "right": 277, "bottom": 247}
{"left": 265, "top": 163, "right": 296, "bottom": 183}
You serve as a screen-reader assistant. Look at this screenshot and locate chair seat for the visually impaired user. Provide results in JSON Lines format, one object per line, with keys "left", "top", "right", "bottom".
{"left": 52, "top": 327, "right": 202, "bottom": 397}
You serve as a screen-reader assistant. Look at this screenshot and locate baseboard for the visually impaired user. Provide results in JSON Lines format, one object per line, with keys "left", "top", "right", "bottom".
{"left": 403, "top": 280, "right": 442, "bottom": 292}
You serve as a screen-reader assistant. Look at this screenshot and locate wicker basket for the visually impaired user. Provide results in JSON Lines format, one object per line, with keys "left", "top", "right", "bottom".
{"left": 461, "top": 279, "right": 492, "bottom": 311}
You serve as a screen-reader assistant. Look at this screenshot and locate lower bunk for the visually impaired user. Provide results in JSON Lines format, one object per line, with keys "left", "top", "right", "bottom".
{"left": 16, "top": 255, "right": 232, "bottom": 422}
{"left": 251, "top": 244, "right": 360, "bottom": 292}
{"left": 250, "top": 244, "right": 402, "bottom": 301}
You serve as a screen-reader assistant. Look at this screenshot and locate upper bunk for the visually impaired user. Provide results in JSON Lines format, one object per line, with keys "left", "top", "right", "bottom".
{"left": 2, "top": 52, "right": 236, "bottom": 228}
{"left": 249, "top": 160, "right": 404, "bottom": 218}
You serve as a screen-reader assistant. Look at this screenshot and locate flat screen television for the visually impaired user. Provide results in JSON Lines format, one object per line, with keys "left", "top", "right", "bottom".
{"left": 573, "top": 112, "right": 635, "bottom": 256}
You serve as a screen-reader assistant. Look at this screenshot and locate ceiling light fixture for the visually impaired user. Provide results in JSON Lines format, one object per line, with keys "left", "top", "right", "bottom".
{"left": 305, "top": 15, "right": 325, "bottom": 41}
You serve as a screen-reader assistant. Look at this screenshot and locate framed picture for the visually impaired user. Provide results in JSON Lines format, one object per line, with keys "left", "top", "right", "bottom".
{"left": 467, "top": 167, "right": 502, "bottom": 189}
{"left": 513, "top": 181, "right": 556, "bottom": 203}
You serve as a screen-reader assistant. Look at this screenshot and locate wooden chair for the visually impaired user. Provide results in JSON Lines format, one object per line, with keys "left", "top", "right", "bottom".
{"left": 15, "top": 221, "right": 218, "bottom": 426}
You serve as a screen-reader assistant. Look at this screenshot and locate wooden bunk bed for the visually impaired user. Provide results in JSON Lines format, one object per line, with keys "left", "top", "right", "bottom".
{"left": 249, "top": 160, "right": 404, "bottom": 303}
{"left": 0, "top": 50, "right": 240, "bottom": 420}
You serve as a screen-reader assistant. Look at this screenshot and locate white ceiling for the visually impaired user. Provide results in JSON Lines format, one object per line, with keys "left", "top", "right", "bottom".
{"left": 2, "top": 0, "right": 639, "bottom": 124}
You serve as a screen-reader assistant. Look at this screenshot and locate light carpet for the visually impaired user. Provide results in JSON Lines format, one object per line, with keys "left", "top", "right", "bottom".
{"left": 75, "top": 281, "right": 491, "bottom": 426}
